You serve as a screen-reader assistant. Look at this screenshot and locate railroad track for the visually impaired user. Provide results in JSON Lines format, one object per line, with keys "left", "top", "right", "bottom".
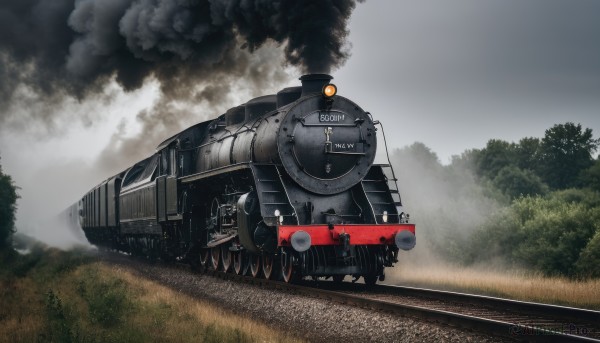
{"left": 202, "top": 269, "right": 599, "bottom": 342}
{"left": 103, "top": 253, "right": 599, "bottom": 342}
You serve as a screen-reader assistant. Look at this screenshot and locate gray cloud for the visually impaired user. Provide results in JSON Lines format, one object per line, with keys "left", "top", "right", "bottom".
{"left": 337, "top": 0, "right": 600, "bottom": 162}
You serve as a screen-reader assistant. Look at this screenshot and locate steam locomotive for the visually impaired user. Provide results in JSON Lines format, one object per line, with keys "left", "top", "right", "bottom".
{"left": 67, "top": 74, "right": 415, "bottom": 284}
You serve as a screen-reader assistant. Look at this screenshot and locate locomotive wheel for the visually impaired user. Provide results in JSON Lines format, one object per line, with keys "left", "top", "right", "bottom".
{"left": 262, "top": 255, "right": 274, "bottom": 280}
{"left": 363, "top": 274, "right": 378, "bottom": 286}
{"left": 221, "top": 245, "right": 232, "bottom": 272}
{"left": 210, "top": 247, "right": 221, "bottom": 270}
{"left": 242, "top": 251, "right": 251, "bottom": 276}
{"left": 199, "top": 249, "right": 210, "bottom": 271}
{"left": 233, "top": 251, "right": 243, "bottom": 275}
{"left": 280, "top": 250, "right": 295, "bottom": 283}
{"left": 250, "top": 254, "right": 261, "bottom": 278}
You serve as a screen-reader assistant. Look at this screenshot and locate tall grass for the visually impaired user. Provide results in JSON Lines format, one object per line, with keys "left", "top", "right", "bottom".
{"left": 91, "top": 263, "right": 303, "bottom": 343}
{"left": 0, "top": 248, "right": 303, "bottom": 343}
{"left": 388, "top": 262, "right": 600, "bottom": 310}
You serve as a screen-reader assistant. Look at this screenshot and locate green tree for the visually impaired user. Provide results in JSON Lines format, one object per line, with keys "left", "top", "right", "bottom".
{"left": 578, "top": 158, "right": 600, "bottom": 191}
{"left": 515, "top": 137, "right": 542, "bottom": 173}
{"left": 474, "top": 139, "right": 516, "bottom": 179}
{"left": 0, "top": 157, "right": 19, "bottom": 249}
{"left": 492, "top": 165, "right": 548, "bottom": 200}
{"left": 540, "top": 123, "right": 599, "bottom": 189}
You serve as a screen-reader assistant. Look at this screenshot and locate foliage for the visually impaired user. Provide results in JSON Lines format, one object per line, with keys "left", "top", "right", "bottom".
{"left": 492, "top": 165, "right": 548, "bottom": 200}
{"left": 465, "top": 190, "right": 600, "bottom": 277}
{"left": 464, "top": 122, "right": 600, "bottom": 198}
{"left": 576, "top": 231, "right": 600, "bottom": 278}
{"left": 0, "top": 157, "right": 19, "bottom": 249}
{"left": 1, "top": 248, "right": 298, "bottom": 342}
{"left": 469, "top": 139, "right": 549, "bottom": 199}
{"left": 77, "top": 268, "right": 130, "bottom": 327}
{"left": 394, "top": 123, "right": 600, "bottom": 278}
{"left": 473, "top": 139, "right": 516, "bottom": 179}
{"left": 514, "top": 137, "right": 542, "bottom": 173}
{"left": 540, "top": 122, "right": 599, "bottom": 189}
{"left": 45, "top": 289, "right": 76, "bottom": 342}
{"left": 579, "top": 159, "right": 600, "bottom": 191}
{"left": 511, "top": 198, "right": 598, "bottom": 276}
{"left": 550, "top": 188, "right": 600, "bottom": 208}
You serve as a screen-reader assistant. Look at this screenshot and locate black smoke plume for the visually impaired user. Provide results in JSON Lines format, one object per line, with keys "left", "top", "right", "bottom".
{"left": 0, "top": 0, "right": 360, "bottom": 123}
{"left": 1, "top": 0, "right": 362, "bottom": 176}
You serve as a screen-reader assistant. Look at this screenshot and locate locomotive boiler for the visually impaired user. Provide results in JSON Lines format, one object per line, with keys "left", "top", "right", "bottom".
{"left": 69, "top": 74, "right": 415, "bottom": 284}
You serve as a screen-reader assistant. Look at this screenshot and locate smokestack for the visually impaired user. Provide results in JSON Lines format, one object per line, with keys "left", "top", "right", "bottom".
{"left": 300, "top": 74, "right": 334, "bottom": 97}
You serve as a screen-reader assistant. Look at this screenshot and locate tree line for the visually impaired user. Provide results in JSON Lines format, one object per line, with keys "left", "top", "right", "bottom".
{"left": 459, "top": 122, "right": 600, "bottom": 200}
{"left": 394, "top": 122, "right": 600, "bottom": 278}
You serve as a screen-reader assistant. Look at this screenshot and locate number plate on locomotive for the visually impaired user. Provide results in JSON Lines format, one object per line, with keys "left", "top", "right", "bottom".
{"left": 319, "top": 113, "right": 346, "bottom": 122}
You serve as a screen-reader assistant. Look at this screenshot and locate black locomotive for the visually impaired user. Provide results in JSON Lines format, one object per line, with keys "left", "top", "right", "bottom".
{"left": 68, "top": 74, "right": 415, "bottom": 284}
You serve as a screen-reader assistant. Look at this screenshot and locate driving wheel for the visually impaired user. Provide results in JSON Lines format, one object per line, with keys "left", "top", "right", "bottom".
{"left": 262, "top": 254, "right": 274, "bottom": 280}
{"left": 281, "top": 249, "right": 296, "bottom": 283}
{"left": 250, "top": 254, "right": 261, "bottom": 278}
{"left": 221, "top": 245, "right": 232, "bottom": 272}
{"left": 233, "top": 251, "right": 243, "bottom": 275}
{"left": 210, "top": 247, "right": 220, "bottom": 270}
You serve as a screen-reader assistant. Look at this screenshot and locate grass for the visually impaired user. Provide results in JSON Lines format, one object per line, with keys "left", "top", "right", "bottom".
{"left": 388, "top": 261, "right": 600, "bottom": 310}
{"left": 0, "top": 247, "right": 303, "bottom": 343}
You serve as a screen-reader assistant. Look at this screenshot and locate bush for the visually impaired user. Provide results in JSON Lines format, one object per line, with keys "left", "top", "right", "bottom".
{"left": 576, "top": 231, "right": 600, "bottom": 278}
{"left": 512, "top": 198, "right": 599, "bottom": 276}
{"left": 492, "top": 165, "right": 548, "bottom": 200}
{"left": 78, "top": 268, "right": 130, "bottom": 327}
{"left": 578, "top": 159, "right": 600, "bottom": 191}
{"left": 45, "top": 289, "right": 74, "bottom": 342}
{"left": 549, "top": 188, "right": 600, "bottom": 207}
{"left": 467, "top": 193, "right": 600, "bottom": 277}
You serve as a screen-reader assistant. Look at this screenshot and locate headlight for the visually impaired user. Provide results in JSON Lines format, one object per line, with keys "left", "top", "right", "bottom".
{"left": 382, "top": 211, "right": 388, "bottom": 223}
{"left": 322, "top": 84, "right": 337, "bottom": 98}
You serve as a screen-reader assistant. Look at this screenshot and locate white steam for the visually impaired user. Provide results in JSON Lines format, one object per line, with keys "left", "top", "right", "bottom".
{"left": 387, "top": 142, "right": 501, "bottom": 282}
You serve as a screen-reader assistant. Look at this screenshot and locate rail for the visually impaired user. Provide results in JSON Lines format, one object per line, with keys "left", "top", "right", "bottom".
{"left": 205, "top": 270, "right": 600, "bottom": 342}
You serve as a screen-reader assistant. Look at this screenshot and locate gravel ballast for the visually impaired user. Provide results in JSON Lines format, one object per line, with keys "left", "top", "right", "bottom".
{"left": 101, "top": 254, "right": 507, "bottom": 343}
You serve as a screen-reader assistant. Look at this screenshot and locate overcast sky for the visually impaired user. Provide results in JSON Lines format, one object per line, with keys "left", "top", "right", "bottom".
{"left": 337, "top": 0, "right": 600, "bottom": 162}
{"left": 1, "top": 0, "right": 599, "bottom": 237}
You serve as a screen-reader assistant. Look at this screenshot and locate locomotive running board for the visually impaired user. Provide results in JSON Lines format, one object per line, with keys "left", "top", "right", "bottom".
{"left": 180, "top": 163, "right": 250, "bottom": 184}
